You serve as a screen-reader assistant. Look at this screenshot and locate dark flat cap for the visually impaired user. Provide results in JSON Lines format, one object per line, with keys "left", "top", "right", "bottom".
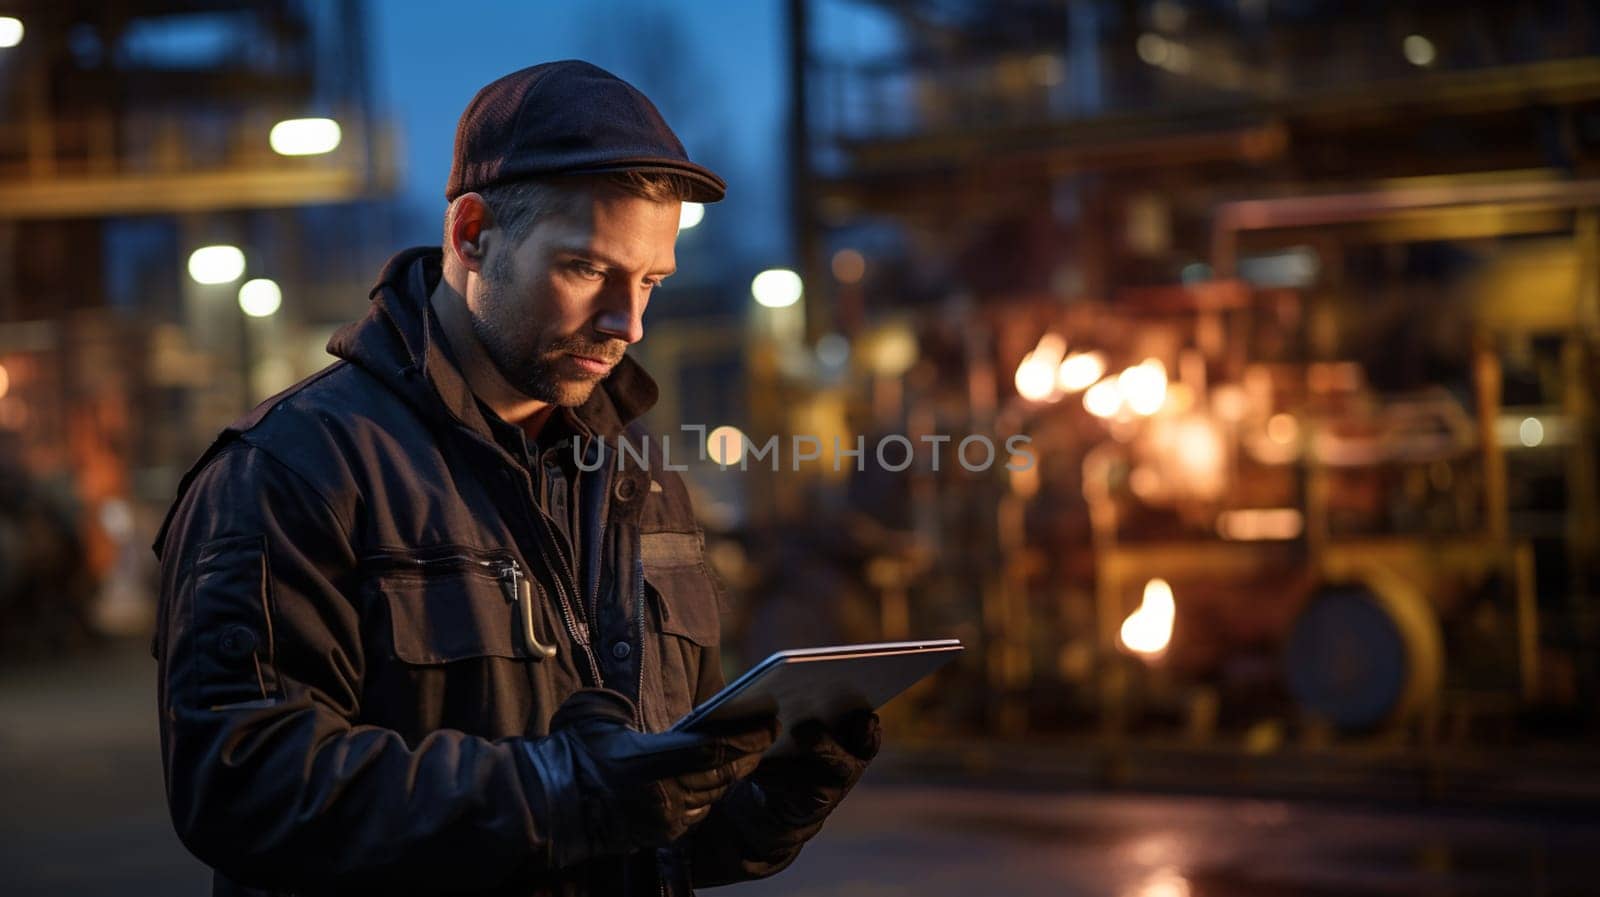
{"left": 445, "top": 60, "right": 725, "bottom": 203}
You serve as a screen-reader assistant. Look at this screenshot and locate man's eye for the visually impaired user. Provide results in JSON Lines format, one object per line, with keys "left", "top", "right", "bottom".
{"left": 571, "top": 261, "right": 603, "bottom": 279}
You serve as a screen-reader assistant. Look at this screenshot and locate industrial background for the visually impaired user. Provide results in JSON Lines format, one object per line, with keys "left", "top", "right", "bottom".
{"left": 2, "top": 1, "right": 1599, "bottom": 895}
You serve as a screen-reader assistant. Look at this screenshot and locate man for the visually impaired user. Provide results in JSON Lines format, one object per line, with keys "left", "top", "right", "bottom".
{"left": 153, "top": 60, "right": 879, "bottom": 897}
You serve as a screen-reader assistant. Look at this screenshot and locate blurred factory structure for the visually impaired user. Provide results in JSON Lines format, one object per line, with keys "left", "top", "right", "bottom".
{"left": 722, "top": 0, "right": 1600, "bottom": 777}
{"left": 2, "top": 0, "right": 1598, "bottom": 799}
{"left": 0, "top": 1, "right": 395, "bottom": 651}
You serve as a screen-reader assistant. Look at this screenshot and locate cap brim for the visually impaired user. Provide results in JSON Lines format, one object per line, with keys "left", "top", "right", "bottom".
{"left": 565, "top": 159, "right": 726, "bottom": 203}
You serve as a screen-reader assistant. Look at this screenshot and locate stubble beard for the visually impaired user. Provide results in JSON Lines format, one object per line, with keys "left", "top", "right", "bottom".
{"left": 472, "top": 262, "right": 620, "bottom": 408}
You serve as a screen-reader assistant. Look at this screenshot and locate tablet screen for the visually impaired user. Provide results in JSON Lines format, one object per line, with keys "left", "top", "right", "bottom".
{"left": 671, "top": 640, "right": 963, "bottom": 739}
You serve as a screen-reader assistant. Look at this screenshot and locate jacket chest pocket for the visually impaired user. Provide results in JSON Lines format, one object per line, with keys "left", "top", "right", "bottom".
{"left": 363, "top": 546, "right": 531, "bottom": 665}
{"left": 640, "top": 530, "right": 723, "bottom": 730}
{"left": 641, "top": 531, "right": 722, "bottom": 647}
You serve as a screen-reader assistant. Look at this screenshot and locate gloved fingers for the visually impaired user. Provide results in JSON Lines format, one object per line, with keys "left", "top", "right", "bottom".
{"left": 677, "top": 781, "right": 730, "bottom": 810}
{"left": 675, "top": 764, "right": 734, "bottom": 794}
{"left": 834, "top": 709, "right": 883, "bottom": 762}
{"left": 635, "top": 729, "right": 747, "bottom": 776}
{"left": 676, "top": 751, "right": 763, "bottom": 795}
{"left": 790, "top": 710, "right": 881, "bottom": 762}
{"left": 789, "top": 718, "right": 828, "bottom": 750}
{"left": 761, "top": 729, "right": 868, "bottom": 790}
{"left": 795, "top": 748, "right": 861, "bottom": 790}
{"left": 549, "top": 687, "right": 639, "bottom": 731}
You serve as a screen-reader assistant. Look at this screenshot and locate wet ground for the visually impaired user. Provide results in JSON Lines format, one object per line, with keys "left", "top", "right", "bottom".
{"left": 3, "top": 641, "right": 1596, "bottom": 896}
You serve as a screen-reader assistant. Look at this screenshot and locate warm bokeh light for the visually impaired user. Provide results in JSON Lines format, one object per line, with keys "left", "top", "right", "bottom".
{"left": 1119, "top": 359, "right": 1168, "bottom": 416}
{"left": 831, "top": 248, "right": 866, "bottom": 284}
{"left": 1136, "top": 32, "right": 1193, "bottom": 73}
{"left": 1136, "top": 33, "right": 1165, "bottom": 65}
{"left": 1128, "top": 466, "right": 1161, "bottom": 500}
{"left": 1266, "top": 412, "right": 1299, "bottom": 445}
{"left": 269, "top": 117, "right": 342, "bottom": 156}
{"left": 678, "top": 201, "right": 704, "bottom": 230}
{"left": 1030, "top": 332, "right": 1067, "bottom": 367}
{"left": 1083, "top": 378, "right": 1123, "bottom": 418}
{"left": 1163, "top": 382, "right": 1195, "bottom": 414}
{"left": 1218, "top": 508, "right": 1304, "bottom": 541}
{"left": 1014, "top": 355, "right": 1058, "bottom": 402}
{"left": 751, "top": 268, "right": 803, "bottom": 308}
{"left": 187, "top": 245, "right": 246, "bottom": 284}
{"left": 1120, "top": 578, "right": 1175, "bottom": 656}
{"left": 1014, "top": 333, "right": 1068, "bottom": 403}
{"left": 238, "top": 278, "right": 282, "bottom": 318}
{"left": 1133, "top": 870, "right": 1193, "bottom": 897}
{"left": 1520, "top": 416, "right": 1545, "bottom": 447}
{"left": 1403, "top": 34, "right": 1437, "bottom": 67}
{"left": 1211, "top": 383, "right": 1248, "bottom": 421}
{"left": 1167, "top": 416, "right": 1227, "bottom": 499}
{"left": 0, "top": 16, "right": 23, "bottom": 48}
{"left": 0, "top": 362, "right": 9, "bottom": 400}
{"left": 706, "top": 425, "right": 748, "bottom": 466}
{"left": 1056, "top": 351, "right": 1106, "bottom": 393}
{"left": 867, "top": 326, "right": 918, "bottom": 376}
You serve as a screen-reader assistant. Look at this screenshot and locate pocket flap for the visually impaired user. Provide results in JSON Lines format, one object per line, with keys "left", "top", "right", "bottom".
{"left": 380, "top": 571, "right": 521, "bottom": 665}
{"left": 641, "top": 531, "right": 702, "bottom": 568}
{"left": 192, "top": 534, "right": 279, "bottom": 707}
{"left": 645, "top": 561, "right": 722, "bottom": 647}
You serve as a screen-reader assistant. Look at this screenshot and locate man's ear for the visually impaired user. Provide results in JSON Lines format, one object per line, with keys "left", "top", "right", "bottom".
{"left": 448, "top": 193, "right": 492, "bottom": 274}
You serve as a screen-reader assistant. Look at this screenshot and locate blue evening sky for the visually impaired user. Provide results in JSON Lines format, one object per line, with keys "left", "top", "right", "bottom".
{"left": 369, "top": 1, "right": 793, "bottom": 267}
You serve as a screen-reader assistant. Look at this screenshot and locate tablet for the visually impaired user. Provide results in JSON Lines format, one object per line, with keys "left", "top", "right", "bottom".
{"left": 670, "top": 639, "right": 964, "bottom": 746}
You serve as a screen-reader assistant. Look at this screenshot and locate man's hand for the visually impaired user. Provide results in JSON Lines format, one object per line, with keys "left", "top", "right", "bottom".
{"left": 682, "top": 708, "right": 881, "bottom": 886}
{"left": 529, "top": 689, "right": 776, "bottom": 866}
{"left": 748, "top": 709, "right": 881, "bottom": 828}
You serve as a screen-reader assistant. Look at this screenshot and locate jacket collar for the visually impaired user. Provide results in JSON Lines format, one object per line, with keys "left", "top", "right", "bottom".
{"left": 327, "top": 247, "right": 659, "bottom": 442}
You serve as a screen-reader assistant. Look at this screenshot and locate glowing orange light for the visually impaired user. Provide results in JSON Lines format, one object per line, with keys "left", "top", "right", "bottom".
{"left": 1056, "top": 351, "right": 1106, "bottom": 393}
{"left": 831, "top": 249, "right": 866, "bottom": 284}
{"left": 1083, "top": 377, "right": 1123, "bottom": 418}
{"left": 1217, "top": 508, "right": 1304, "bottom": 541}
{"left": 1015, "top": 355, "right": 1057, "bottom": 402}
{"left": 1015, "top": 332, "right": 1067, "bottom": 402}
{"left": 1266, "top": 412, "right": 1298, "bottom": 445}
{"left": 1212, "top": 383, "right": 1248, "bottom": 422}
{"left": 1163, "top": 382, "right": 1195, "bottom": 414}
{"left": 706, "top": 425, "right": 748, "bottom": 466}
{"left": 1120, "top": 578, "right": 1175, "bottom": 657}
{"left": 1119, "top": 359, "right": 1168, "bottom": 416}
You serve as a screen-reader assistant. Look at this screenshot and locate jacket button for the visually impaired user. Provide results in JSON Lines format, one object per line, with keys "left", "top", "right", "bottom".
{"left": 216, "top": 625, "right": 258, "bottom": 662}
{"left": 611, "top": 641, "right": 632, "bottom": 660}
{"left": 613, "top": 478, "right": 637, "bottom": 501}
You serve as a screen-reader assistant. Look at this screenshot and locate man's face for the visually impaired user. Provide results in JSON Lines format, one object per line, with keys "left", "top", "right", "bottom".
{"left": 467, "top": 184, "right": 679, "bottom": 407}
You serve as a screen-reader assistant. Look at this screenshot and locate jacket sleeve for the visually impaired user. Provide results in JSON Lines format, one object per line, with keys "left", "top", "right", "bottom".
{"left": 155, "top": 441, "right": 581, "bottom": 894}
{"left": 679, "top": 645, "right": 817, "bottom": 887}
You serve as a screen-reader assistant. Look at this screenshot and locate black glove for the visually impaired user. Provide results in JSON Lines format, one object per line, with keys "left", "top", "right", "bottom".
{"left": 524, "top": 688, "right": 777, "bottom": 867}
{"left": 749, "top": 709, "right": 881, "bottom": 829}
{"left": 683, "top": 709, "right": 882, "bottom": 886}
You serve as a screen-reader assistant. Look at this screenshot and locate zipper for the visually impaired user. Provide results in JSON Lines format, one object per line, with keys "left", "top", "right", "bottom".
{"left": 510, "top": 465, "right": 602, "bottom": 685}
{"left": 362, "top": 551, "right": 504, "bottom": 577}
{"left": 452, "top": 427, "right": 602, "bottom": 684}
{"left": 634, "top": 546, "right": 648, "bottom": 730}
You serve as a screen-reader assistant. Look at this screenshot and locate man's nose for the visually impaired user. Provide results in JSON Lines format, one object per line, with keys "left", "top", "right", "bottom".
{"left": 593, "top": 283, "right": 647, "bottom": 345}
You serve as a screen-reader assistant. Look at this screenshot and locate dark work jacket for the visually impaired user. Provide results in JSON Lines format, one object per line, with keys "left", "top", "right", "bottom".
{"left": 152, "top": 247, "right": 807, "bottom": 896}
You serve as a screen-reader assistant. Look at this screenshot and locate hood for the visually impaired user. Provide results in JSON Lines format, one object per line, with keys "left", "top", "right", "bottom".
{"left": 327, "top": 247, "right": 660, "bottom": 441}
